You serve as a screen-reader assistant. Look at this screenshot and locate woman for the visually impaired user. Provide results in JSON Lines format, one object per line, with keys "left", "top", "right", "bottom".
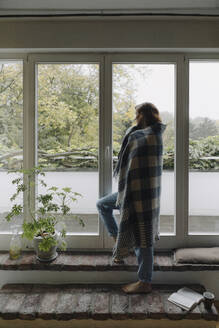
{"left": 96, "top": 102, "right": 166, "bottom": 293}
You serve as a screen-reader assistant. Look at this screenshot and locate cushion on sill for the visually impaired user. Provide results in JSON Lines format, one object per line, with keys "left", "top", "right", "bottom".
{"left": 174, "top": 247, "right": 219, "bottom": 264}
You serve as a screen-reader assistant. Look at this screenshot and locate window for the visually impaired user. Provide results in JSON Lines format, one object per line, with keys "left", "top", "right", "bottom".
{"left": 37, "top": 63, "right": 99, "bottom": 235}
{"left": 1, "top": 53, "right": 219, "bottom": 250}
{"left": 112, "top": 63, "right": 175, "bottom": 235}
{"left": 189, "top": 61, "right": 219, "bottom": 235}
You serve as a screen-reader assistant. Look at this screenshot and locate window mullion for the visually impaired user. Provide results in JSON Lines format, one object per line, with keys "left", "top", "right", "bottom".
{"left": 99, "top": 55, "right": 112, "bottom": 198}
{"left": 102, "top": 54, "right": 113, "bottom": 249}
{"left": 23, "top": 56, "right": 36, "bottom": 222}
{"left": 175, "top": 55, "right": 189, "bottom": 247}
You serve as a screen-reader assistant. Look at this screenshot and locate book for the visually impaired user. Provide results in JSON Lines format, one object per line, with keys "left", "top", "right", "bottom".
{"left": 168, "top": 287, "right": 204, "bottom": 311}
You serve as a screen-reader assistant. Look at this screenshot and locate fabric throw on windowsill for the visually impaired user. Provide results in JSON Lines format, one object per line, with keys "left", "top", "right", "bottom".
{"left": 174, "top": 247, "right": 219, "bottom": 264}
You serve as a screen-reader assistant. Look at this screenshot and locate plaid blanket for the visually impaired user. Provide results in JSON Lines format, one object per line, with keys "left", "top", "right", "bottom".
{"left": 113, "top": 125, "right": 139, "bottom": 178}
{"left": 113, "top": 122, "right": 166, "bottom": 260}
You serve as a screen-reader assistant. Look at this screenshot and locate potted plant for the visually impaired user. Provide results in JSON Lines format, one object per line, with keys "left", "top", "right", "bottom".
{"left": 5, "top": 166, "right": 84, "bottom": 261}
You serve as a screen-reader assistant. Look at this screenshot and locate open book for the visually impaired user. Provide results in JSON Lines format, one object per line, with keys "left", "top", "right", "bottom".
{"left": 168, "top": 287, "right": 204, "bottom": 311}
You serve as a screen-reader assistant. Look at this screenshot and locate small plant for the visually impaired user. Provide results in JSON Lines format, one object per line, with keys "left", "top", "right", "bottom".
{"left": 5, "top": 166, "right": 84, "bottom": 254}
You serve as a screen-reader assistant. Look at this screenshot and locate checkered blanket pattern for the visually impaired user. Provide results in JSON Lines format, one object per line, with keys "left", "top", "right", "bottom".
{"left": 113, "top": 123, "right": 166, "bottom": 260}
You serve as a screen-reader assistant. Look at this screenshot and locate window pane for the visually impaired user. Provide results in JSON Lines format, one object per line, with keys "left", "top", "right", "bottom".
{"left": 37, "top": 64, "right": 99, "bottom": 235}
{"left": 112, "top": 63, "right": 175, "bottom": 235}
{"left": 189, "top": 61, "right": 219, "bottom": 234}
{"left": 0, "top": 61, "right": 23, "bottom": 232}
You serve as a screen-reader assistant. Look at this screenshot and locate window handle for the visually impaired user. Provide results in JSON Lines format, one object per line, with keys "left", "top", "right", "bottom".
{"left": 105, "top": 146, "right": 110, "bottom": 160}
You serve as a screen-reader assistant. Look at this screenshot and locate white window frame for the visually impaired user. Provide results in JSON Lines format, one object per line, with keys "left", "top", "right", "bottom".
{"left": 0, "top": 52, "right": 219, "bottom": 250}
{"left": 0, "top": 54, "right": 27, "bottom": 250}
{"left": 28, "top": 53, "right": 106, "bottom": 249}
{"left": 104, "top": 53, "right": 183, "bottom": 250}
{"left": 183, "top": 53, "right": 219, "bottom": 248}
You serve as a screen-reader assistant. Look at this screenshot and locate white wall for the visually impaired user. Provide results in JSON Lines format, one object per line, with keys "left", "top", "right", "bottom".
{"left": 0, "top": 16, "right": 218, "bottom": 50}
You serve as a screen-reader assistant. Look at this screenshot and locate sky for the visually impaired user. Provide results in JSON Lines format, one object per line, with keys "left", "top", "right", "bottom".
{"left": 129, "top": 62, "right": 219, "bottom": 121}
{"left": 189, "top": 62, "right": 219, "bottom": 120}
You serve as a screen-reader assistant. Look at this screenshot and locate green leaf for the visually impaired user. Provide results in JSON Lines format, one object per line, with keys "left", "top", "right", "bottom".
{"left": 62, "top": 187, "right": 71, "bottom": 193}
{"left": 49, "top": 186, "right": 58, "bottom": 191}
{"left": 12, "top": 178, "right": 22, "bottom": 185}
{"left": 38, "top": 236, "right": 57, "bottom": 252}
{"left": 5, "top": 204, "right": 22, "bottom": 221}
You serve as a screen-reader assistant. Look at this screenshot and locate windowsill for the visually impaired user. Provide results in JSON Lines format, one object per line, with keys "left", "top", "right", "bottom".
{"left": 0, "top": 251, "right": 219, "bottom": 271}
{"left": 0, "top": 282, "right": 218, "bottom": 322}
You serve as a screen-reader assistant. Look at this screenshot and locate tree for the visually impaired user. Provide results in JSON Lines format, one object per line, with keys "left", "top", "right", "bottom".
{"left": 37, "top": 64, "right": 99, "bottom": 157}
{"left": 113, "top": 64, "right": 151, "bottom": 152}
{"left": 159, "top": 111, "right": 174, "bottom": 149}
{"left": 2, "top": 62, "right": 191, "bottom": 170}
{"left": 38, "top": 64, "right": 147, "bottom": 167}
{"left": 0, "top": 63, "right": 23, "bottom": 168}
{"left": 190, "top": 117, "right": 218, "bottom": 140}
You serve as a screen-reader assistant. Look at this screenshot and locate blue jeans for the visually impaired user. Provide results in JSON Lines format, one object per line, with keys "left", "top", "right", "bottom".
{"left": 96, "top": 192, "right": 153, "bottom": 283}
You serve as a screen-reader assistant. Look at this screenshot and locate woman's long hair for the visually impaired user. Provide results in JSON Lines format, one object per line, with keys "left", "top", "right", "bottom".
{"left": 136, "top": 102, "right": 162, "bottom": 127}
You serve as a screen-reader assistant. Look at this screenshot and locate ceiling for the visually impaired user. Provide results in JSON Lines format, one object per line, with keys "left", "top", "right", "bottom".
{"left": 0, "top": 0, "right": 219, "bottom": 16}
